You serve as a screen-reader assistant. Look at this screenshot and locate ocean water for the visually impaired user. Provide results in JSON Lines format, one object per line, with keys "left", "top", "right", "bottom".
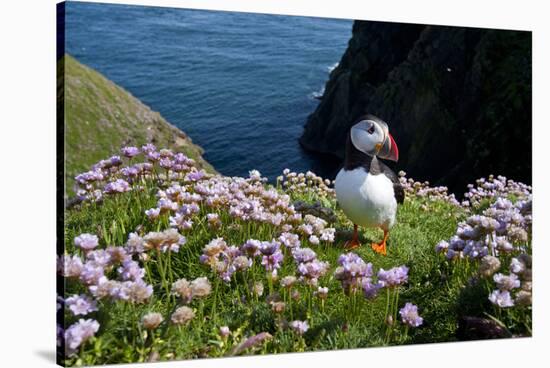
{"left": 65, "top": 2, "right": 352, "bottom": 180}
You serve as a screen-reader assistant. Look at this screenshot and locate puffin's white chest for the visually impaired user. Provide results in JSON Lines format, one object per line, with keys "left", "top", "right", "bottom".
{"left": 334, "top": 168, "right": 397, "bottom": 230}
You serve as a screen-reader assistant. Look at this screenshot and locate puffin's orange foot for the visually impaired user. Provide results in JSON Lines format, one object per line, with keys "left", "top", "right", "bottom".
{"left": 371, "top": 241, "right": 387, "bottom": 256}
{"left": 344, "top": 239, "right": 361, "bottom": 250}
{"left": 344, "top": 224, "right": 361, "bottom": 250}
{"left": 372, "top": 229, "right": 389, "bottom": 255}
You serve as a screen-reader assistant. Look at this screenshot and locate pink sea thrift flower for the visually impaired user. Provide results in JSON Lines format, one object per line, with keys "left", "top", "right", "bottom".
{"left": 145, "top": 207, "right": 161, "bottom": 220}
{"left": 58, "top": 254, "right": 83, "bottom": 278}
{"left": 64, "top": 319, "right": 100, "bottom": 356}
{"left": 289, "top": 320, "right": 309, "bottom": 335}
{"left": 74, "top": 233, "right": 99, "bottom": 251}
{"left": 377, "top": 266, "right": 409, "bottom": 287}
{"left": 121, "top": 146, "right": 140, "bottom": 158}
{"left": 219, "top": 326, "right": 231, "bottom": 338}
{"left": 493, "top": 273, "right": 521, "bottom": 291}
{"left": 104, "top": 179, "right": 131, "bottom": 194}
{"left": 399, "top": 303, "right": 423, "bottom": 327}
{"left": 489, "top": 289, "right": 515, "bottom": 308}
{"left": 279, "top": 232, "right": 300, "bottom": 249}
{"left": 65, "top": 294, "right": 98, "bottom": 316}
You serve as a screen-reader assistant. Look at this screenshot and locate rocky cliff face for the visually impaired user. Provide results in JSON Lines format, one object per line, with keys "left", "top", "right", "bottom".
{"left": 300, "top": 21, "right": 531, "bottom": 193}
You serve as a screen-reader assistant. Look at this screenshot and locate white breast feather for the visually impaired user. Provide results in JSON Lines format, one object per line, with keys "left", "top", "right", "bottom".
{"left": 335, "top": 168, "right": 397, "bottom": 230}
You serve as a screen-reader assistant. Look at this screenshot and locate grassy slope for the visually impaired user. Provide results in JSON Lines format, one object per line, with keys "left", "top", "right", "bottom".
{"left": 64, "top": 172, "right": 476, "bottom": 365}
{"left": 60, "top": 54, "right": 215, "bottom": 196}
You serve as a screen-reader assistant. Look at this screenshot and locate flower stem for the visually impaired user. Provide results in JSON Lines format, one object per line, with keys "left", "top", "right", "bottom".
{"left": 289, "top": 288, "right": 294, "bottom": 321}
{"left": 393, "top": 289, "right": 400, "bottom": 326}
{"left": 384, "top": 288, "right": 390, "bottom": 323}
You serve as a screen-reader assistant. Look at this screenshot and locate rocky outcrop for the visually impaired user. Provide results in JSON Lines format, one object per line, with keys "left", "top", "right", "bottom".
{"left": 300, "top": 21, "right": 531, "bottom": 193}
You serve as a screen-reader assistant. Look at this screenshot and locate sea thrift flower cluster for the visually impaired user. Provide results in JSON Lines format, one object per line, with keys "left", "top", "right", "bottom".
{"left": 488, "top": 253, "right": 532, "bottom": 308}
{"left": 190, "top": 277, "right": 213, "bottom": 299}
{"left": 280, "top": 276, "right": 298, "bottom": 289}
{"left": 193, "top": 174, "right": 297, "bottom": 228}
{"left": 296, "top": 214, "right": 335, "bottom": 245}
{"left": 289, "top": 320, "right": 309, "bottom": 335}
{"left": 291, "top": 247, "right": 318, "bottom": 264}
{"left": 436, "top": 196, "right": 531, "bottom": 260}
{"left": 171, "top": 306, "right": 195, "bottom": 325}
{"left": 434, "top": 178, "right": 532, "bottom": 312}
{"left": 488, "top": 289, "right": 515, "bottom": 308}
{"left": 143, "top": 228, "right": 186, "bottom": 253}
{"left": 171, "top": 277, "right": 212, "bottom": 303}
{"left": 278, "top": 232, "right": 301, "bottom": 249}
{"left": 141, "top": 312, "right": 164, "bottom": 330}
{"left": 121, "top": 146, "right": 140, "bottom": 158}
{"left": 334, "top": 252, "right": 374, "bottom": 294}
{"left": 252, "top": 281, "right": 264, "bottom": 297}
{"left": 75, "top": 169, "right": 105, "bottom": 190}
{"left": 207, "top": 213, "right": 222, "bottom": 230}
{"left": 200, "top": 238, "right": 252, "bottom": 282}
{"left": 271, "top": 301, "right": 286, "bottom": 314}
{"left": 64, "top": 319, "right": 100, "bottom": 356}
{"left": 361, "top": 278, "right": 382, "bottom": 299}
{"left": 279, "top": 169, "right": 334, "bottom": 198}
{"left": 334, "top": 253, "right": 409, "bottom": 301}
{"left": 72, "top": 145, "right": 198, "bottom": 203}
{"left": 219, "top": 326, "right": 231, "bottom": 338}
{"left": 72, "top": 149, "right": 340, "bottom": 263}
{"left": 377, "top": 266, "right": 409, "bottom": 288}
{"left": 74, "top": 233, "right": 99, "bottom": 252}
{"left": 201, "top": 231, "right": 332, "bottom": 284}
{"left": 464, "top": 175, "right": 532, "bottom": 208}
{"left": 57, "top": 294, "right": 64, "bottom": 312}
{"left": 314, "top": 286, "right": 329, "bottom": 300}
{"left": 259, "top": 240, "right": 284, "bottom": 276}
{"left": 398, "top": 171, "right": 460, "bottom": 206}
{"left": 65, "top": 294, "right": 98, "bottom": 316}
{"left": 285, "top": 247, "right": 330, "bottom": 286}
{"left": 478, "top": 255, "right": 501, "bottom": 278}
{"left": 104, "top": 178, "right": 131, "bottom": 194}
{"left": 399, "top": 303, "right": 423, "bottom": 327}
{"left": 241, "top": 239, "right": 261, "bottom": 257}
{"left": 90, "top": 276, "right": 153, "bottom": 304}
{"left": 59, "top": 235, "right": 155, "bottom": 310}
{"left": 296, "top": 255, "right": 329, "bottom": 286}
{"left": 63, "top": 146, "right": 532, "bottom": 362}
{"left": 125, "top": 232, "right": 146, "bottom": 254}
{"left": 58, "top": 254, "right": 84, "bottom": 278}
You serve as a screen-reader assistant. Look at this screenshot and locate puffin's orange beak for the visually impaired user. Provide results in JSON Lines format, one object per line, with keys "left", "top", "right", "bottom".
{"left": 378, "top": 133, "right": 399, "bottom": 162}
{"left": 387, "top": 133, "right": 399, "bottom": 162}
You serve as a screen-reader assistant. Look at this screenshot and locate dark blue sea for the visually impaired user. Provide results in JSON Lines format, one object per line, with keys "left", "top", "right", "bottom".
{"left": 65, "top": 2, "right": 352, "bottom": 180}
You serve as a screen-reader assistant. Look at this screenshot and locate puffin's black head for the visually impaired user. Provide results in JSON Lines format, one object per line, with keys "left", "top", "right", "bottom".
{"left": 348, "top": 114, "right": 399, "bottom": 162}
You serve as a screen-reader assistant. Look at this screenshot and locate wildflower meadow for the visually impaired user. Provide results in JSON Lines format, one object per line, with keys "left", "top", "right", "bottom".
{"left": 58, "top": 145, "right": 532, "bottom": 366}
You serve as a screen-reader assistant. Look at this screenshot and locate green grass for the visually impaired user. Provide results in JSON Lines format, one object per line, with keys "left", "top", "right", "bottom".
{"left": 61, "top": 161, "right": 532, "bottom": 367}
{"left": 59, "top": 54, "right": 215, "bottom": 197}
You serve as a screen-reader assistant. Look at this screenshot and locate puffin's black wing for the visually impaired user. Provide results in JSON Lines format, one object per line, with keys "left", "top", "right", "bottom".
{"left": 379, "top": 161, "right": 405, "bottom": 204}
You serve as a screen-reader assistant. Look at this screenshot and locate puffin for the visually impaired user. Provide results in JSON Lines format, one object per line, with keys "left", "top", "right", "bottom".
{"left": 334, "top": 114, "right": 404, "bottom": 255}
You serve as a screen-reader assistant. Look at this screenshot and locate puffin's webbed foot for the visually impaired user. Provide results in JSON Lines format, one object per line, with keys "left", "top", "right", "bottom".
{"left": 371, "top": 241, "right": 387, "bottom": 255}
{"left": 344, "top": 224, "right": 361, "bottom": 250}
{"left": 371, "top": 230, "right": 389, "bottom": 256}
{"left": 344, "top": 238, "right": 361, "bottom": 250}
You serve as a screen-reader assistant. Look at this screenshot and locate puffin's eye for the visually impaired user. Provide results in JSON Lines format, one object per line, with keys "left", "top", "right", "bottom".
{"left": 367, "top": 124, "right": 375, "bottom": 134}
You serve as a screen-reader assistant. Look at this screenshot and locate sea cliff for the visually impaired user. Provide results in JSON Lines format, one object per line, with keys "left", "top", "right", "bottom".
{"left": 300, "top": 21, "right": 531, "bottom": 192}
